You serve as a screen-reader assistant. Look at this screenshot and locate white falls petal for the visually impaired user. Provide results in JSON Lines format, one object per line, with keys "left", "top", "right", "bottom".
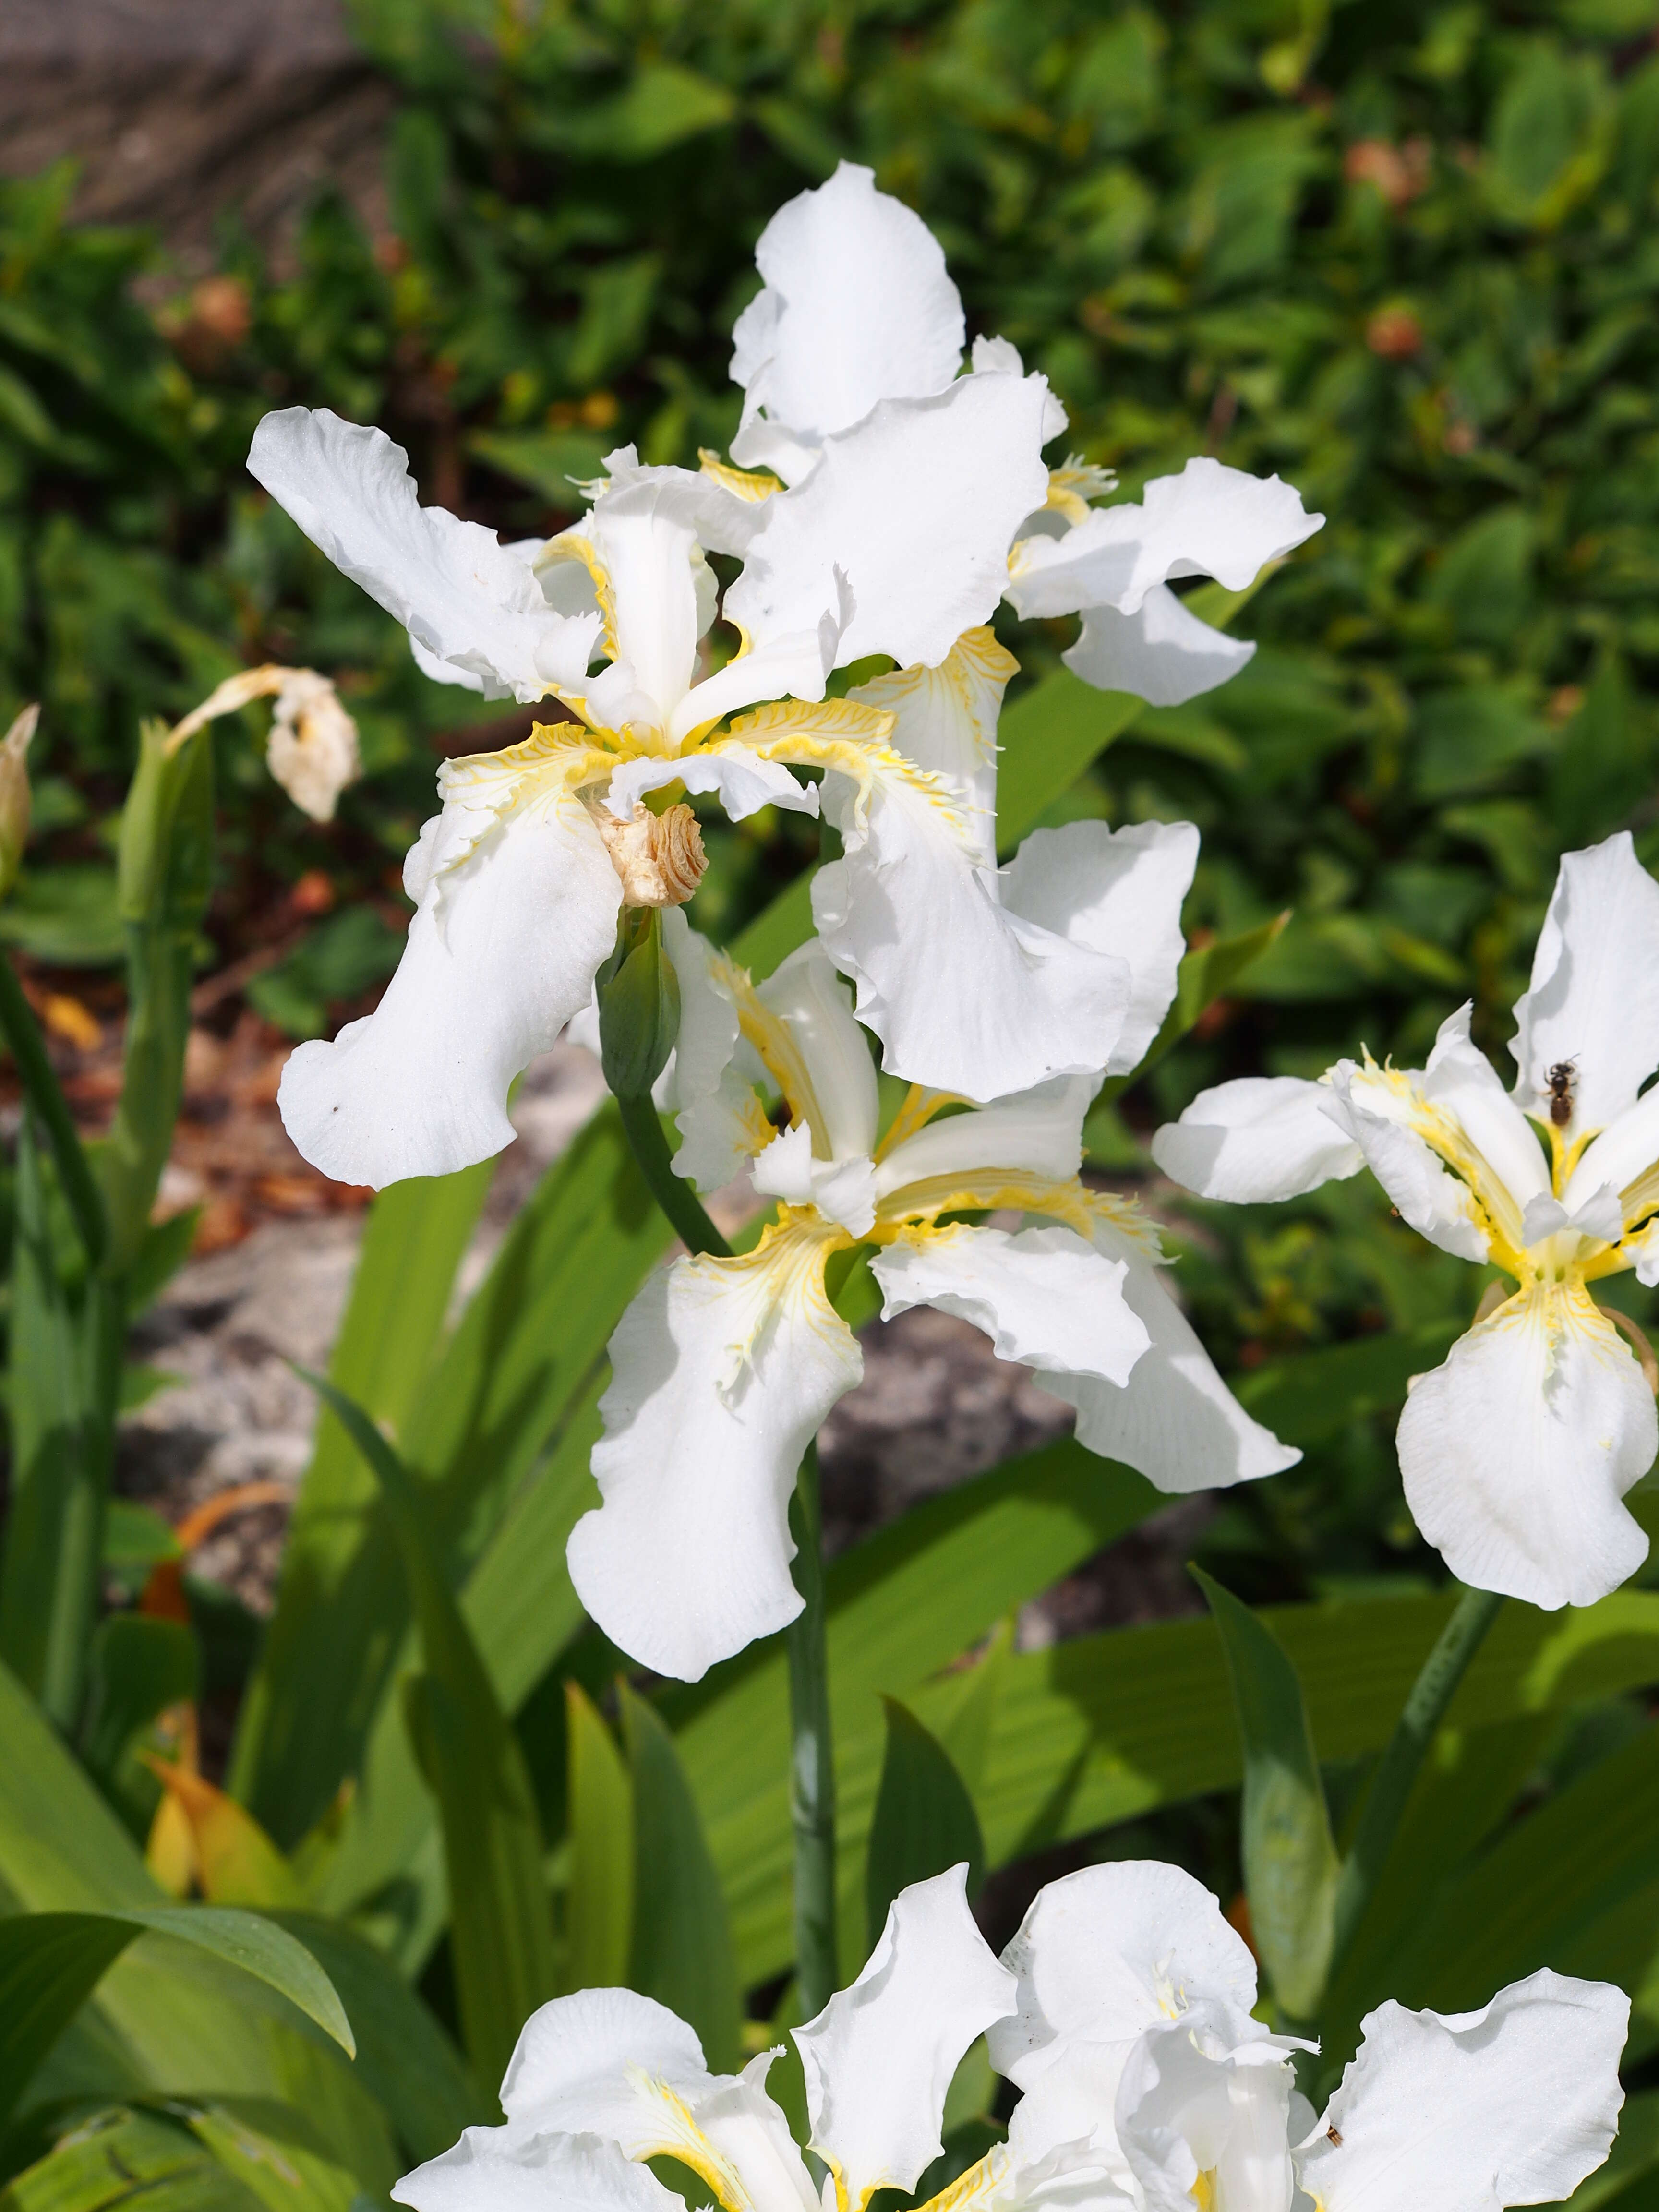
{"left": 1296, "top": 1972, "right": 1629, "bottom": 2212}
{"left": 1152, "top": 1078, "right": 1363, "bottom": 1203}
{"left": 1396, "top": 1284, "right": 1654, "bottom": 1608}
{"left": 876, "top": 1075, "right": 1094, "bottom": 1197}
{"left": 796, "top": 1867, "right": 1016, "bottom": 2211}
{"left": 1048, "top": 1215, "right": 1300, "bottom": 1492}
{"left": 870, "top": 1223, "right": 1151, "bottom": 1389}
{"left": 1062, "top": 586, "right": 1257, "bottom": 707}
{"left": 847, "top": 629, "right": 1016, "bottom": 867}
{"left": 248, "top": 408, "right": 601, "bottom": 702}
{"left": 1510, "top": 831, "right": 1659, "bottom": 1140}
{"left": 727, "top": 373, "right": 1051, "bottom": 672}
{"left": 394, "top": 2129, "right": 683, "bottom": 2212}
{"left": 729, "top": 160, "right": 964, "bottom": 464}
{"left": 1005, "top": 458, "right": 1322, "bottom": 621}
{"left": 567, "top": 1224, "right": 861, "bottom": 1681}
{"left": 279, "top": 794, "right": 620, "bottom": 1188}
{"left": 1326, "top": 1064, "right": 1491, "bottom": 1263}
{"left": 606, "top": 745, "right": 820, "bottom": 826}
{"left": 1001, "top": 821, "right": 1199, "bottom": 1076}
{"left": 813, "top": 764, "right": 1131, "bottom": 1105}
{"left": 757, "top": 939, "right": 881, "bottom": 1163}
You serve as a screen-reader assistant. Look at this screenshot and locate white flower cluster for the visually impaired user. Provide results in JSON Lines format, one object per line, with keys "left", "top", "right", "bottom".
{"left": 392, "top": 1862, "right": 1628, "bottom": 2212}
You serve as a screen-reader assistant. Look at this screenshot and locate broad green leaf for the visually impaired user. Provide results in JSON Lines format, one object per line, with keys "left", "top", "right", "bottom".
{"left": 622, "top": 1686, "right": 741, "bottom": 2074}
{"left": 865, "top": 1700, "right": 985, "bottom": 1958}
{"left": 994, "top": 672, "right": 1144, "bottom": 858}
{"left": 0, "top": 2104, "right": 264, "bottom": 2212}
{"left": 182, "top": 2104, "right": 362, "bottom": 2212}
{"left": 0, "top": 1904, "right": 353, "bottom": 2124}
{"left": 308, "top": 1374, "right": 556, "bottom": 2092}
{"left": 1093, "top": 911, "right": 1290, "bottom": 1111}
{"left": 1193, "top": 1569, "right": 1336, "bottom": 2022}
{"left": 266, "top": 1911, "right": 482, "bottom": 2164}
{"left": 468, "top": 428, "right": 609, "bottom": 503}
{"left": 229, "top": 1161, "right": 495, "bottom": 1843}
{"left": 1235, "top": 1321, "right": 1465, "bottom": 1447}
{"left": 79, "top": 1615, "right": 196, "bottom": 1811}
{"left": 565, "top": 1684, "right": 633, "bottom": 1994}
{"left": 1557, "top": 2089, "right": 1659, "bottom": 2212}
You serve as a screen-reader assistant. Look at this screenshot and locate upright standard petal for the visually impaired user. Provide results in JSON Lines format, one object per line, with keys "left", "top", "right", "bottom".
{"left": 727, "top": 373, "right": 1051, "bottom": 672}
{"left": 1005, "top": 458, "right": 1322, "bottom": 621}
{"left": 1045, "top": 1214, "right": 1300, "bottom": 1492}
{"left": 499, "top": 1988, "right": 707, "bottom": 2145}
{"left": 395, "top": 2128, "right": 683, "bottom": 2212}
{"left": 567, "top": 1222, "right": 861, "bottom": 1681}
{"left": 871, "top": 1224, "right": 1150, "bottom": 1388}
{"left": 1297, "top": 1972, "right": 1629, "bottom": 2212}
{"left": 990, "top": 1862, "right": 1261, "bottom": 2160}
{"left": 248, "top": 408, "right": 601, "bottom": 702}
{"left": 1001, "top": 821, "right": 1199, "bottom": 1076}
{"left": 1063, "top": 587, "right": 1256, "bottom": 708}
{"left": 796, "top": 1867, "right": 1016, "bottom": 2212}
{"left": 1326, "top": 1065, "right": 1491, "bottom": 1264}
{"left": 812, "top": 757, "right": 1131, "bottom": 1104}
{"left": 1509, "top": 831, "right": 1659, "bottom": 1140}
{"left": 730, "top": 161, "right": 964, "bottom": 468}
{"left": 1152, "top": 1078, "right": 1363, "bottom": 1203}
{"left": 757, "top": 940, "right": 881, "bottom": 1164}
{"left": 1395, "top": 1284, "right": 1653, "bottom": 1608}
{"left": 279, "top": 785, "right": 621, "bottom": 1187}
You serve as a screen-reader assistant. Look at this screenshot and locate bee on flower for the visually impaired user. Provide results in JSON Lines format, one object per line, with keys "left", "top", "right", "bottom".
{"left": 391, "top": 1861, "right": 1628, "bottom": 2212}
{"left": 1154, "top": 831, "right": 1659, "bottom": 1610}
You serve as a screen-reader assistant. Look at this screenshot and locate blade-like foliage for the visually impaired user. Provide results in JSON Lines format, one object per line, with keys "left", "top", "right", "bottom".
{"left": 865, "top": 1699, "right": 985, "bottom": 1960}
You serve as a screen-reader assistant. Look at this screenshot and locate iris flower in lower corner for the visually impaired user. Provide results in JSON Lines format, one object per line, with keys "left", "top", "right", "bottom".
{"left": 565, "top": 835, "right": 1298, "bottom": 1684}
{"left": 391, "top": 1861, "right": 1628, "bottom": 2212}
{"left": 1154, "top": 830, "right": 1659, "bottom": 1610}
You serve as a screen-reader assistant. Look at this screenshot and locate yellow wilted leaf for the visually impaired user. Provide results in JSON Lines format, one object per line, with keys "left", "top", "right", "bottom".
{"left": 144, "top": 1758, "right": 302, "bottom": 1907}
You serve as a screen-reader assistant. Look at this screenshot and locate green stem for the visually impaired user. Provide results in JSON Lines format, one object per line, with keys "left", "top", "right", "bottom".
{"left": 1330, "top": 1582, "right": 1504, "bottom": 1968}
{"left": 786, "top": 1443, "right": 837, "bottom": 2021}
{"left": 0, "top": 956, "right": 107, "bottom": 1265}
{"left": 615, "top": 1092, "right": 732, "bottom": 1259}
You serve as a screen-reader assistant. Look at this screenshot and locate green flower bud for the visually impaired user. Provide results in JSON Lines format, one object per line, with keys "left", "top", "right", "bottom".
{"left": 596, "top": 905, "right": 681, "bottom": 1100}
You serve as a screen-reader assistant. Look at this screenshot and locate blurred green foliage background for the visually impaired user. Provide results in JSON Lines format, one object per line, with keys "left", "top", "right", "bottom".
{"left": 3, "top": 0, "right": 1659, "bottom": 1598}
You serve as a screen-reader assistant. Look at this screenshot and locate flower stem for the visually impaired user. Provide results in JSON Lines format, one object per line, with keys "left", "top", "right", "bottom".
{"left": 1329, "top": 1582, "right": 1504, "bottom": 1969}
{"left": 614, "top": 1093, "right": 732, "bottom": 1259}
{"left": 787, "top": 1443, "right": 837, "bottom": 2021}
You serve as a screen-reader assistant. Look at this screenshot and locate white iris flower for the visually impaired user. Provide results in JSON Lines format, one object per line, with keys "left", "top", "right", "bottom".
{"left": 724, "top": 160, "right": 1325, "bottom": 712}
{"left": 1153, "top": 831, "right": 1659, "bottom": 1610}
{"left": 566, "top": 823, "right": 1295, "bottom": 1684}
{"left": 390, "top": 1862, "right": 1628, "bottom": 2212}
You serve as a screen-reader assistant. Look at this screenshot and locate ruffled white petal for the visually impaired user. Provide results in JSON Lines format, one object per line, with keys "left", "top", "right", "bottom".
{"left": 567, "top": 1224, "right": 861, "bottom": 1681}
{"left": 1419, "top": 1005, "right": 1551, "bottom": 1220}
{"left": 1047, "top": 1215, "right": 1300, "bottom": 1492}
{"left": 758, "top": 939, "right": 881, "bottom": 1164}
{"left": 499, "top": 1988, "right": 707, "bottom": 2140}
{"left": 1063, "top": 586, "right": 1256, "bottom": 707}
{"left": 1297, "top": 1972, "right": 1629, "bottom": 2212}
{"left": 870, "top": 1223, "right": 1151, "bottom": 1388}
{"left": 813, "top": 762, "right": 1131, "bottom": 1105}
{"left": 730, "top": 161, "right": 964, "bottom": 471}
{"left": 1116, "top": 2018, "right": 1297, "bottom": 2212}
{"left": 973, "top": 334, "right": 1070, "bottom": 443}
{"left": 1152, "top": 1079, "right": 1364, "bottom": 1203}
{"left": 876, "top": 1076, "right": 1094, "bottom": 1198}
{"left": 1510, "top": 832, "right": 1659, "bottom": 1140}
{"left": 606, "top": 746, "right": 820, "bottom": 826}
{"left": 393, "top": 2128, "right": 682, "bottom": 2212}
{"left": 575, "top": 483, "right": 709, "bottom": 726}
{"left": 1326, "top": 1064, "right": 1491, "bottom": 1264}
{"left": 248, "top": 408, "right": 601, "bottom": 703}
{"left": 1005, "top": 459, "right": 1322, "bottom": 621}
{"left": 1000, "top": 822, "right": 1199, "bottom": 1077}
{"left": 279, "top": 796, "right": 621, "bottom": 1187}
{"left": 989, "top": 1862, "right": 1260, "bottom": 2165}
{"left": 1396, "top": 1283, "right": 1654, "bottom": 1608}
{"left": 753, "top": 1124, "right": 878, "bottom": 1238}
{"left": 727, "top": 373, "right": 1051, "bottom": 672}
{"left": 796, "top": 1866, "right": 1016, "bottom": 2210}
{"left": 845, "top": 629, "right": 1015, "bottom": 867}
{"left": 661, "top": 912, "right": 757, "bottom": 1192}
{"left": 591, "top": 445, "right": 765, "bottom": 560}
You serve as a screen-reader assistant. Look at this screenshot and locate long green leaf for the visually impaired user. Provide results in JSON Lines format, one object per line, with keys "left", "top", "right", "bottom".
{"left": 622, "top": 1686, "right": 741, "bottom": 2074}
{"left": 1235, "top": 1321, "right": 1465, "bottom": 1448}
{"left": 307, "top": 1373, "right": 556, "bottom": 2090}
{"left": 1194, "top": 1568, "right": 1336, "bottom": 2022}
{"left": 0, "top": 2105, "right": 265, "bottom": 2212}
{"left": 565, "top": 1684, "right": 633, "bottom": 1994}
{"left": 865, "top": 1700, "right": 984, "bottom": 1959}
{"left": 230, "top": 1162, "right": 495, "bottom": 1839}
{"left": 994, "top": 671, "right": 1144, "bottom": 858}
{"left": 1094, "top": 911, "right": 1290, "bottom": 1111}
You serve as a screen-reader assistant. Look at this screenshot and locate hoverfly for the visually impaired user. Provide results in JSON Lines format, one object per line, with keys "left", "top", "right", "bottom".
{"left": 1546, "top": 1058, "right": 1578, "bottom": 1129}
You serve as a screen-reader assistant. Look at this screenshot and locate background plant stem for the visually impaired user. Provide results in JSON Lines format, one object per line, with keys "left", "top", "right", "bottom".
{"left": 1330, "top": 1582, "right": 1505, "bottom": 1968}
{"left": 786, "top": 1443, "right": 837, "bottom": 2023}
